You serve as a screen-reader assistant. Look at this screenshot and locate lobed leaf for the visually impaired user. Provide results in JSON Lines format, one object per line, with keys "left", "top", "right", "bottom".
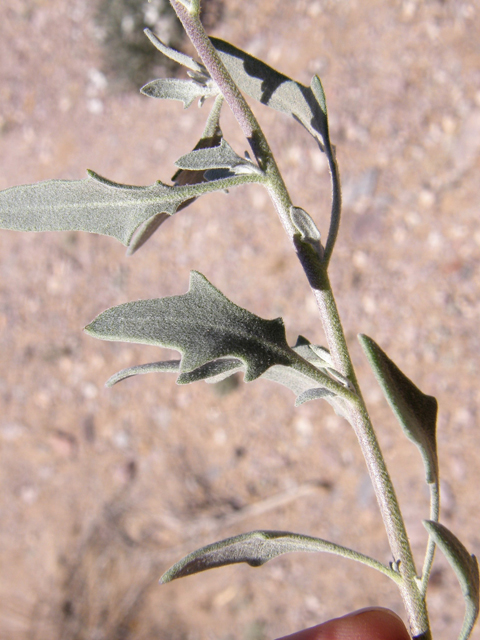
{"left": 423, "top": 521, "right": 479, "bottom": 640}
{"left": 107, "top": 357, "right": 242, "bottom": 387}
{"left": 211, "top": 38, "right": 331, "bottom": 149}
{"left": 0, "top": 170, "right": 263, "bottom": 254}
{"left": 358, "top": 334, "right": 439, "bottom": 485}
{"left": 85, "top": 271, "right": 298, "bottom": 382}
{"left": 104, "top": 326, "right": 344, "bottom": 411}
{"left": 0, "top": 173, "right": 176, "bottom": 246}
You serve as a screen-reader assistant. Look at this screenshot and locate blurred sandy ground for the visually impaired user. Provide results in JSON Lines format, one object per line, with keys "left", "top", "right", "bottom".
{"left": 0, "top": 1, "right": 479, "bottom": 638}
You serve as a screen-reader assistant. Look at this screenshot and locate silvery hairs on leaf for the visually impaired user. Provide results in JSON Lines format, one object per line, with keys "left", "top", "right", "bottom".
{"left": 141, "top": 30, "right": 219, "bottom": 109}
{"left": 0, "top": 167, "right": 264, "bottom": 255}
{"left": 85, "top": 270, "right": 298, "bottom": 382}
{"left": 160, "top": 530, "right": 395, "bottom": 584}
{"left": 424, "top": 521, "right": 479, "bottom": 640}
{"left": 359, "top": 334, "right": 438, "bottom": 485}
{"left": 140, "top": 77, "right": 219, "bottom": 108}
{"left": 104, "top": 327, "right": 351, "bottom": 426}
{"left": 105, "top": 331, "right": 341, "bottom": 410}
{"left": 175, "top": 138, "right": 262, "bottom": 175}
{"left": 0, "top": 172, "right": 180, "bottom": 246}
{"left": 130, "top": 126, "right": 226, "bottom": 254}
{"left": 144, "top": 28, "right": 204, "bottom": 74}
{"left": 210, "top": 38, "right": 331, "bottom": 151}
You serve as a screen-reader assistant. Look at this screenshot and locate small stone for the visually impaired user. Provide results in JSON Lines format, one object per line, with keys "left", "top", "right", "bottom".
{"left": 418, "top": 189, "right": 435, "bottom": 209}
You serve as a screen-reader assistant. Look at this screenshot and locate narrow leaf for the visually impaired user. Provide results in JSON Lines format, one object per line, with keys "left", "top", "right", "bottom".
{"left": 359, "top": 334, "right": 439, "bottom": 484}
{"left": 106, "top": 360, "right": 180, "bottom": 387}
{"left": 85, "top": 271, "right": 297, "bottom": 382}
{"left": 144, "top": 28, "right": 204, "bottom": 73}
{"left": 211, "top": 38, "right": 330, "bottom": 148}
{"left": 140, "top": 78, "right": 218, "bottom": 108}
{"left": 424, "top": 521, "right": 479, "bottom": 640}
{"left": 160, "top": 530, "right": 396, "bottom": 584}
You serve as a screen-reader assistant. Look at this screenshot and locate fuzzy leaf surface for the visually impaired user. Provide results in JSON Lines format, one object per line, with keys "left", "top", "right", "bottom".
{"left": 0, "top": 171, "right": 262, "bottom": 253}
{"left": 140, "top": 78, "right": 218, "bottom": 108}
{"left": 359, "top": 334, "right": 438, "bottom": 484}
{"left": 424, "top": 521, "right": 479, "bottom": 640}
{"left": 107, "top": 357, "right": 241, "bottom": 387}
{"left": 86, "top": 271, "right": 299, "bottom": 382}
{"left": 104, "top": 330, "right": 344, "bottom": 411}
{"left": 160, "top": 530, "right": 390, "bottom": 583}
{"left": 144, "top": 29, "right": 203, "bottom": 73}
{"left": 175, "top": 138, "right": 260, "bottom": 174}
{"left": 211, "top": 38, "right": 331, "bottom": 148}
{"left": 106, "top": 360, "right": 181, "bottom": 387}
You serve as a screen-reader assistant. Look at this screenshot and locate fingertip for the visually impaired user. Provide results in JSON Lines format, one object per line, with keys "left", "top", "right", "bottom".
{"left": 275, "top": 607, "right": 411, "bottom": 640}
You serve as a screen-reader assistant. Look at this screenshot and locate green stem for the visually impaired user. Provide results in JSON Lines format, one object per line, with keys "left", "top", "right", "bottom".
{"left": 420, "top": 482, "right": 440, "bottom": 595}
{"left": 288, "top": 539, "right": 404, "bottom": 585}
{"left": 170, "top": 3, "right": 431, "bottom": 637}
{"left": 169, "top": 0, "right": 297, "bottom": 240}
{"left": 313, "top": 268, "right": 431, "bottom": 638}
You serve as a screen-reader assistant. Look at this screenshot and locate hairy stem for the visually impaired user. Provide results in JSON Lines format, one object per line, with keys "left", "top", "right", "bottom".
{"left": 170, "top": 3, "right": 431, "bottom": 637}
{"left": 169, "top": 0, "right": 297, "bottom": 239}
{"left": 312, "top": 269, "right": 431, "bottom": 637}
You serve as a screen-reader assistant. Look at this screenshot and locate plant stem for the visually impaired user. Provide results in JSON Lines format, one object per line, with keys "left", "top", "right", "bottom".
{"left": 420, "top": 482, "right": 440, "bottom": 595}
{"left": 170, "top": 3, "right": 432, "bottom": 637}
{"left": 312, "top": 269, "right": 431, "bottom": 638}
{"left": 169, "top": 0, "right": 297, "bottom": 240}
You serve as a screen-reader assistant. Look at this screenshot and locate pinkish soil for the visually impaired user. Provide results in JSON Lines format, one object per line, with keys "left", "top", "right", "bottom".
{"left": 1, "top": 1, "right": 479, "bottom": 639}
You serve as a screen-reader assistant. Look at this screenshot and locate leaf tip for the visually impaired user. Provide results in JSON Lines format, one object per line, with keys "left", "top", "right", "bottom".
{"left": 83, "top": 322, "right": 94, "bottom": 336}
{"left": 159, "top": 572, "right": 172, "bottom": 585}
{"left": 140, "top": 82, "right": 153, "bottom": 97}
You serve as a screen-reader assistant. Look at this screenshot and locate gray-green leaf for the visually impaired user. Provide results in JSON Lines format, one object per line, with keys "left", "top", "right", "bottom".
{"left": 160, "top": 529, "right": 395, "bottom": 584}
{"left": 106, "top": 357, "right": 242, "bottom": 387}
{"left": 141, "top": 78, "right": 218, "bottom": 108}
{"left": 85, "top": 271, "right": 298, "bottom": 382}
{"left": 423, "top": 521, "right": 479, "bottom": 640}
{"left": 0, "top": 170, "right": 263, "bottom": 254}
{"left": 175, "top": 138, "right": 261, "bottom": 175}
{"left": 359, "top": 334, "right": 438, "bottom": 485}
{"left": 106, "top": 360, "right": 181, "bottom": 387}
{"left": 144, "top": 28, "right": 204, "bottom": 74}
{"left": 291, "top": 206, "right": 321, "bottom": 245}
{"left": 211, "top": 38, "right": 331, "bottom": 149}
{"left": 0, "top": 173, "right": 177, "bottom": 246}
{"left": 104, "top": 328, "right": 347, "bottom": 412}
